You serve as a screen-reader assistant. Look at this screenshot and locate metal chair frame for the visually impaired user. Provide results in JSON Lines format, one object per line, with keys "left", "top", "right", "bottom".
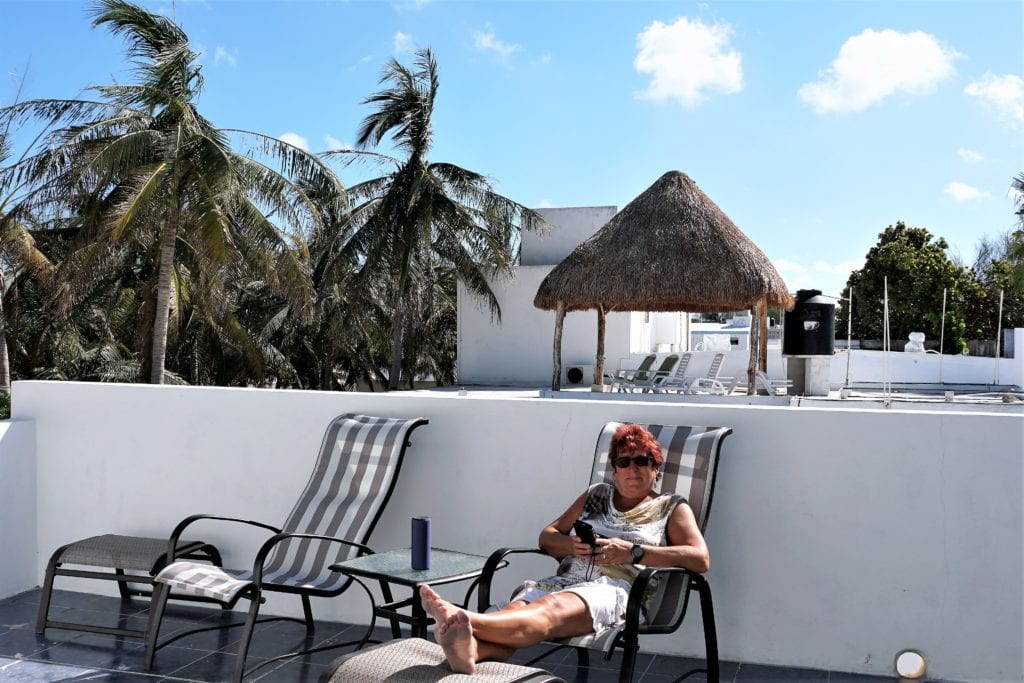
{"left": 36, "top": 536, "right": 222, "bottom": 640}
{"left": 476, "top": 422, "right": 731, "bottom": 683}
{"left": 142, "top": 414, "right": 428, "bottom": 683}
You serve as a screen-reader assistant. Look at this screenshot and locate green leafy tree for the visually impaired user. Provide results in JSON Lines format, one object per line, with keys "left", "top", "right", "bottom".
{"left": 966, "top": 258, "right": 1024, "bottom": 339}
{"left": 0, "top": 0, "right": 329, "bottom": 384}
{"left": 0, "top": 217, "right": 139, "bottom": 383}
{"left": 837, "top": 222, "right": 982, "bottom": 353}
{"left": 329, "top": 49, "right": 544, "bottom": 390}
{"left": 965, "top": 228, "right": 1024, "bottom": 340}
{"left": 0, "top": 122, "right": 57, "bottom": 393}
{"left": 1010, "top": 173, "right": 1024, "bottom": 290}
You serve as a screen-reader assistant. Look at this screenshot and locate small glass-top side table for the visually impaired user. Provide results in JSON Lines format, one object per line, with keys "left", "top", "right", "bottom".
{"left": 331, "top": 547, "right": 502, "bottom": 640}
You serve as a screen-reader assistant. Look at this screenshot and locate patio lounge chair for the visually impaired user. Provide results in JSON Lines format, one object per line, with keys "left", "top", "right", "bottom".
{"left": 755, "top": 371, "right": 792, "bottom": 395}
{"left": 476, "top": 420, "right": 732, "bottom": 683}
{"left": 631, "top": 354, "right": 681, "bottom": 393}
{"left": 649, "top": 352, "right": 693, "bottom": 393}
{"left": 686, "top": 353, "right": 736, "bottom": 395}
{"left": 142, "top": 413, "right": 429, "bottom": 683}
{"left": 608, "top": 353, "right": 656, "bottom": 392}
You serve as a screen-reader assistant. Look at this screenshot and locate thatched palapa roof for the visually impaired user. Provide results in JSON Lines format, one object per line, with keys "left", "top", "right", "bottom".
{"left": 534, "top": 171, "right": 794, "bottom": 313}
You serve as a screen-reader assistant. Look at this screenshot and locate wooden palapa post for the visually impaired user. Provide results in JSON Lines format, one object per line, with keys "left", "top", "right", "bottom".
{"left": 746, "top": 299, "right": 762, "bottom": 395}
{"left": 758, "top": 299, "right": 769, "bottom": 374}
{"left": 551, "top": 301, "right": 566, "bottom": 390}
{"left": 595, "top": 305, "right": 607, "bottom": 387}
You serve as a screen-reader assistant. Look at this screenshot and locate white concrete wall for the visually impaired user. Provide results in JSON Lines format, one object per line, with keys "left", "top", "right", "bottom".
{"left": 522, "top": 206, "right": 617, "bottom": 266}
{"left": 835, "top": 338, "right": 1023, "bottom": 387}
{"left": 457, "top": 266, "right": 632, "bottom": 386}
{"left": 6, "top": 380, "right": 1023, "bottom": 683}
{"left": 0, "top": 420, "right": 36, "bottom": 598}
{"left": 611, "top": 338, "right": 1024, "bottom": 391}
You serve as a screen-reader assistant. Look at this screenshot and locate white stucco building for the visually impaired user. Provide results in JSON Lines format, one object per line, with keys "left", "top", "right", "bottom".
{"left": 457, "top": 206, "right": 692, "bottom": 386}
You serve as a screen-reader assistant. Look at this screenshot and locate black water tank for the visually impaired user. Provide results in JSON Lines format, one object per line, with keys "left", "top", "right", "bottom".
{"left": 783, "top": 289, "right": 835, "bottom": 356}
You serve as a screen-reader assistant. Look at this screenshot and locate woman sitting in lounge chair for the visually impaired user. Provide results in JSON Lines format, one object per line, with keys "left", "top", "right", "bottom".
{"left": 420, "top": 423, "right": 710, "bottom": 674}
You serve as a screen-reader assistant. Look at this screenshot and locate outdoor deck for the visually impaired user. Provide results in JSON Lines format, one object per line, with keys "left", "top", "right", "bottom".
{"left": 0, "top": 588, "right": 912, "bottom": 683}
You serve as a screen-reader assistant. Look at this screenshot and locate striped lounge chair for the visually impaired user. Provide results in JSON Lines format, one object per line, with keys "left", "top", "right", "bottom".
{"left": 142, "top": 413, "right": 429, "bottom": 683}
{"left": 476, "top": 421, "right": 731, "bottom": 683}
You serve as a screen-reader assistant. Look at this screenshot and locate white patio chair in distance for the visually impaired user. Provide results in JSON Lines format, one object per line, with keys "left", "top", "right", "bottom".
{"left": 686, "top": 353, "right": 736, "bottom": 395}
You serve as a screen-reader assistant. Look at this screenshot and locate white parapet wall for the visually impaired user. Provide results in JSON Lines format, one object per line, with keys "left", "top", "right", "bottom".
{"left": 0, "top": 420, "right": 36, "bottom": 598}
{"left": 837, "top": 329, "right": 1024, "bottom": 388}
{"left": 5, "top": 380, "right": 1023, "bottom": 683}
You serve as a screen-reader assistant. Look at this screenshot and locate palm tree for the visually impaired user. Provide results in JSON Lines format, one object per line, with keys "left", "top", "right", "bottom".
{"left": 0, "top": 124, "right": 57, "bottom": 393}
{"left": 330, "top": 48, "right": 545, "bottom": 390}
{"left": 0, "top": 0, "right": 333, "bottom": 384}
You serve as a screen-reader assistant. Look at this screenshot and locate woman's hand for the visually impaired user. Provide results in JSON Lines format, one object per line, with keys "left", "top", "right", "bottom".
{"left": 592, "top": 537, "right": 634, "bottom": 565}
{"left": 571, "top": 536, "right": 597, "bottom": 559}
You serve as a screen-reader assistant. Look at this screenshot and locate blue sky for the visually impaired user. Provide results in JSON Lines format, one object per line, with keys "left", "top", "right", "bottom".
{"left": 2, "top": 0, "right": 1022, "bottom": 298}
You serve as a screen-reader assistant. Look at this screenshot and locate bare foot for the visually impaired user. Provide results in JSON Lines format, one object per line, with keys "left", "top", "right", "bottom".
{"left": 436, "top": 612, "right": 477, "bottom": 674}
{"left": 419, "top": 585, "right": 460, "bottom": 625}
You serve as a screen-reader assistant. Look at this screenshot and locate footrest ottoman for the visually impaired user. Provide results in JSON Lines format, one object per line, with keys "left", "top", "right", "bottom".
{"left": 321, "top": 638, "right": 565, "bottom": 682}
{"left": 36, "top": 534, "right": 222, "bottom": 638}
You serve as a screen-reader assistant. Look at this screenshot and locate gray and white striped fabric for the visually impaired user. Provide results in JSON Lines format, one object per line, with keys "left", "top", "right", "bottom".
{"left": 589, "top": 422, "right": 729, "bottom": 531}
{"left": 155, "top": 414, "right": 425, "bottom": 601}
{"left": 155, "top": 561, "right": 253, "bottom": 603}
{"left": 560, "top": 421, "right": 731, "bottom": 651}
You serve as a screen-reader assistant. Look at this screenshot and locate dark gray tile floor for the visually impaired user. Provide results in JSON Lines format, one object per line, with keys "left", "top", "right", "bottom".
{"left": 0, "top": 589, "right": 935, "bottom": 682}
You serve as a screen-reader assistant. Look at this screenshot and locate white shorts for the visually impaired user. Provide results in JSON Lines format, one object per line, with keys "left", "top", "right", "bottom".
{"left": 512, "top": 576, "right": 632, "bottom": 634}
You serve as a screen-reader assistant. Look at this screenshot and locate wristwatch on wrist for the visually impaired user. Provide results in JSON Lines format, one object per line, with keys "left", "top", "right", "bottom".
{"left": 630, "top": 543, "right": 645, "bottom": 565}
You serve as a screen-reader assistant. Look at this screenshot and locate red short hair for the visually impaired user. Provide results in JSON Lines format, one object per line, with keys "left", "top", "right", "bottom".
{"left": 610, "top": 423, "right": 664, "bottom": 466}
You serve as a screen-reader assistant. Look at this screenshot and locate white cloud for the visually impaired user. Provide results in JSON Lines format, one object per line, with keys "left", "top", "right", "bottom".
{"left": 472, "top": 30, "right": 521, "bottom": 58}
{"left": 964, "top": 73, "right": 1024, "bottom": 122}
{"left": 279, "top": 132, "right": 309, "bottom": 152}
{"left": 394, "top": 32, "right": 414, "bottom": 54}
{"left": 214, "top": 46, "right": 237, "bottom": 67}
{"left": 348, "top": 54, "right": 374, "bottom": 71}
{"left": 797, "top": 29, "right": 959, "bottom": 113}
{"left": 535, "top": 199, "right": 553, "bottom": 209}
{"left": 634, "top": 17, "right": 743, "bottom": 108}
{"left": 324, "top": 135, "right": 350, "bottom": 151}
{"left": 956, "top": 147, "right": 984, "bottom": 163}
{"left": 944, "top": 181, "right": 991, "bottom": 201}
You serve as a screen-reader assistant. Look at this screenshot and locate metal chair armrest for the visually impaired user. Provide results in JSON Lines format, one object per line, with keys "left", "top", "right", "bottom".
{"left": 167, "top": 514, "right": 283, "bottom": 562}
{"left": 476, "top": 547, "right": 555, "bottom": 612}
{"left": 251, "top": 532, "right": 373, "bottom": 584}
{"left": 623, "top": 567, "right": 658, "bottom": 632}
{"left": 625, "top": 566, "right": 704, "bottom": 635}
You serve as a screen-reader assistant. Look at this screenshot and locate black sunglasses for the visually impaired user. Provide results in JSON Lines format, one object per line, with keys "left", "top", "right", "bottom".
{"left": 612, "top": 454, "right": 656, "bottom": 469}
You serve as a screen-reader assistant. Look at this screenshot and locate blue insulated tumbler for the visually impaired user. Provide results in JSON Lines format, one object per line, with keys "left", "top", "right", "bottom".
{"left": 411, "top": 517, "right": 431, "bottom": 570}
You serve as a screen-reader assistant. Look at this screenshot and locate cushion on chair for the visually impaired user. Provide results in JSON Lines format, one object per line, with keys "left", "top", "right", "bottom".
{"left": 154, "top": 561, "right": 253, "bottom": 603}
{"left": 320, "top": 638, "right": 564, "bottom": 683}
